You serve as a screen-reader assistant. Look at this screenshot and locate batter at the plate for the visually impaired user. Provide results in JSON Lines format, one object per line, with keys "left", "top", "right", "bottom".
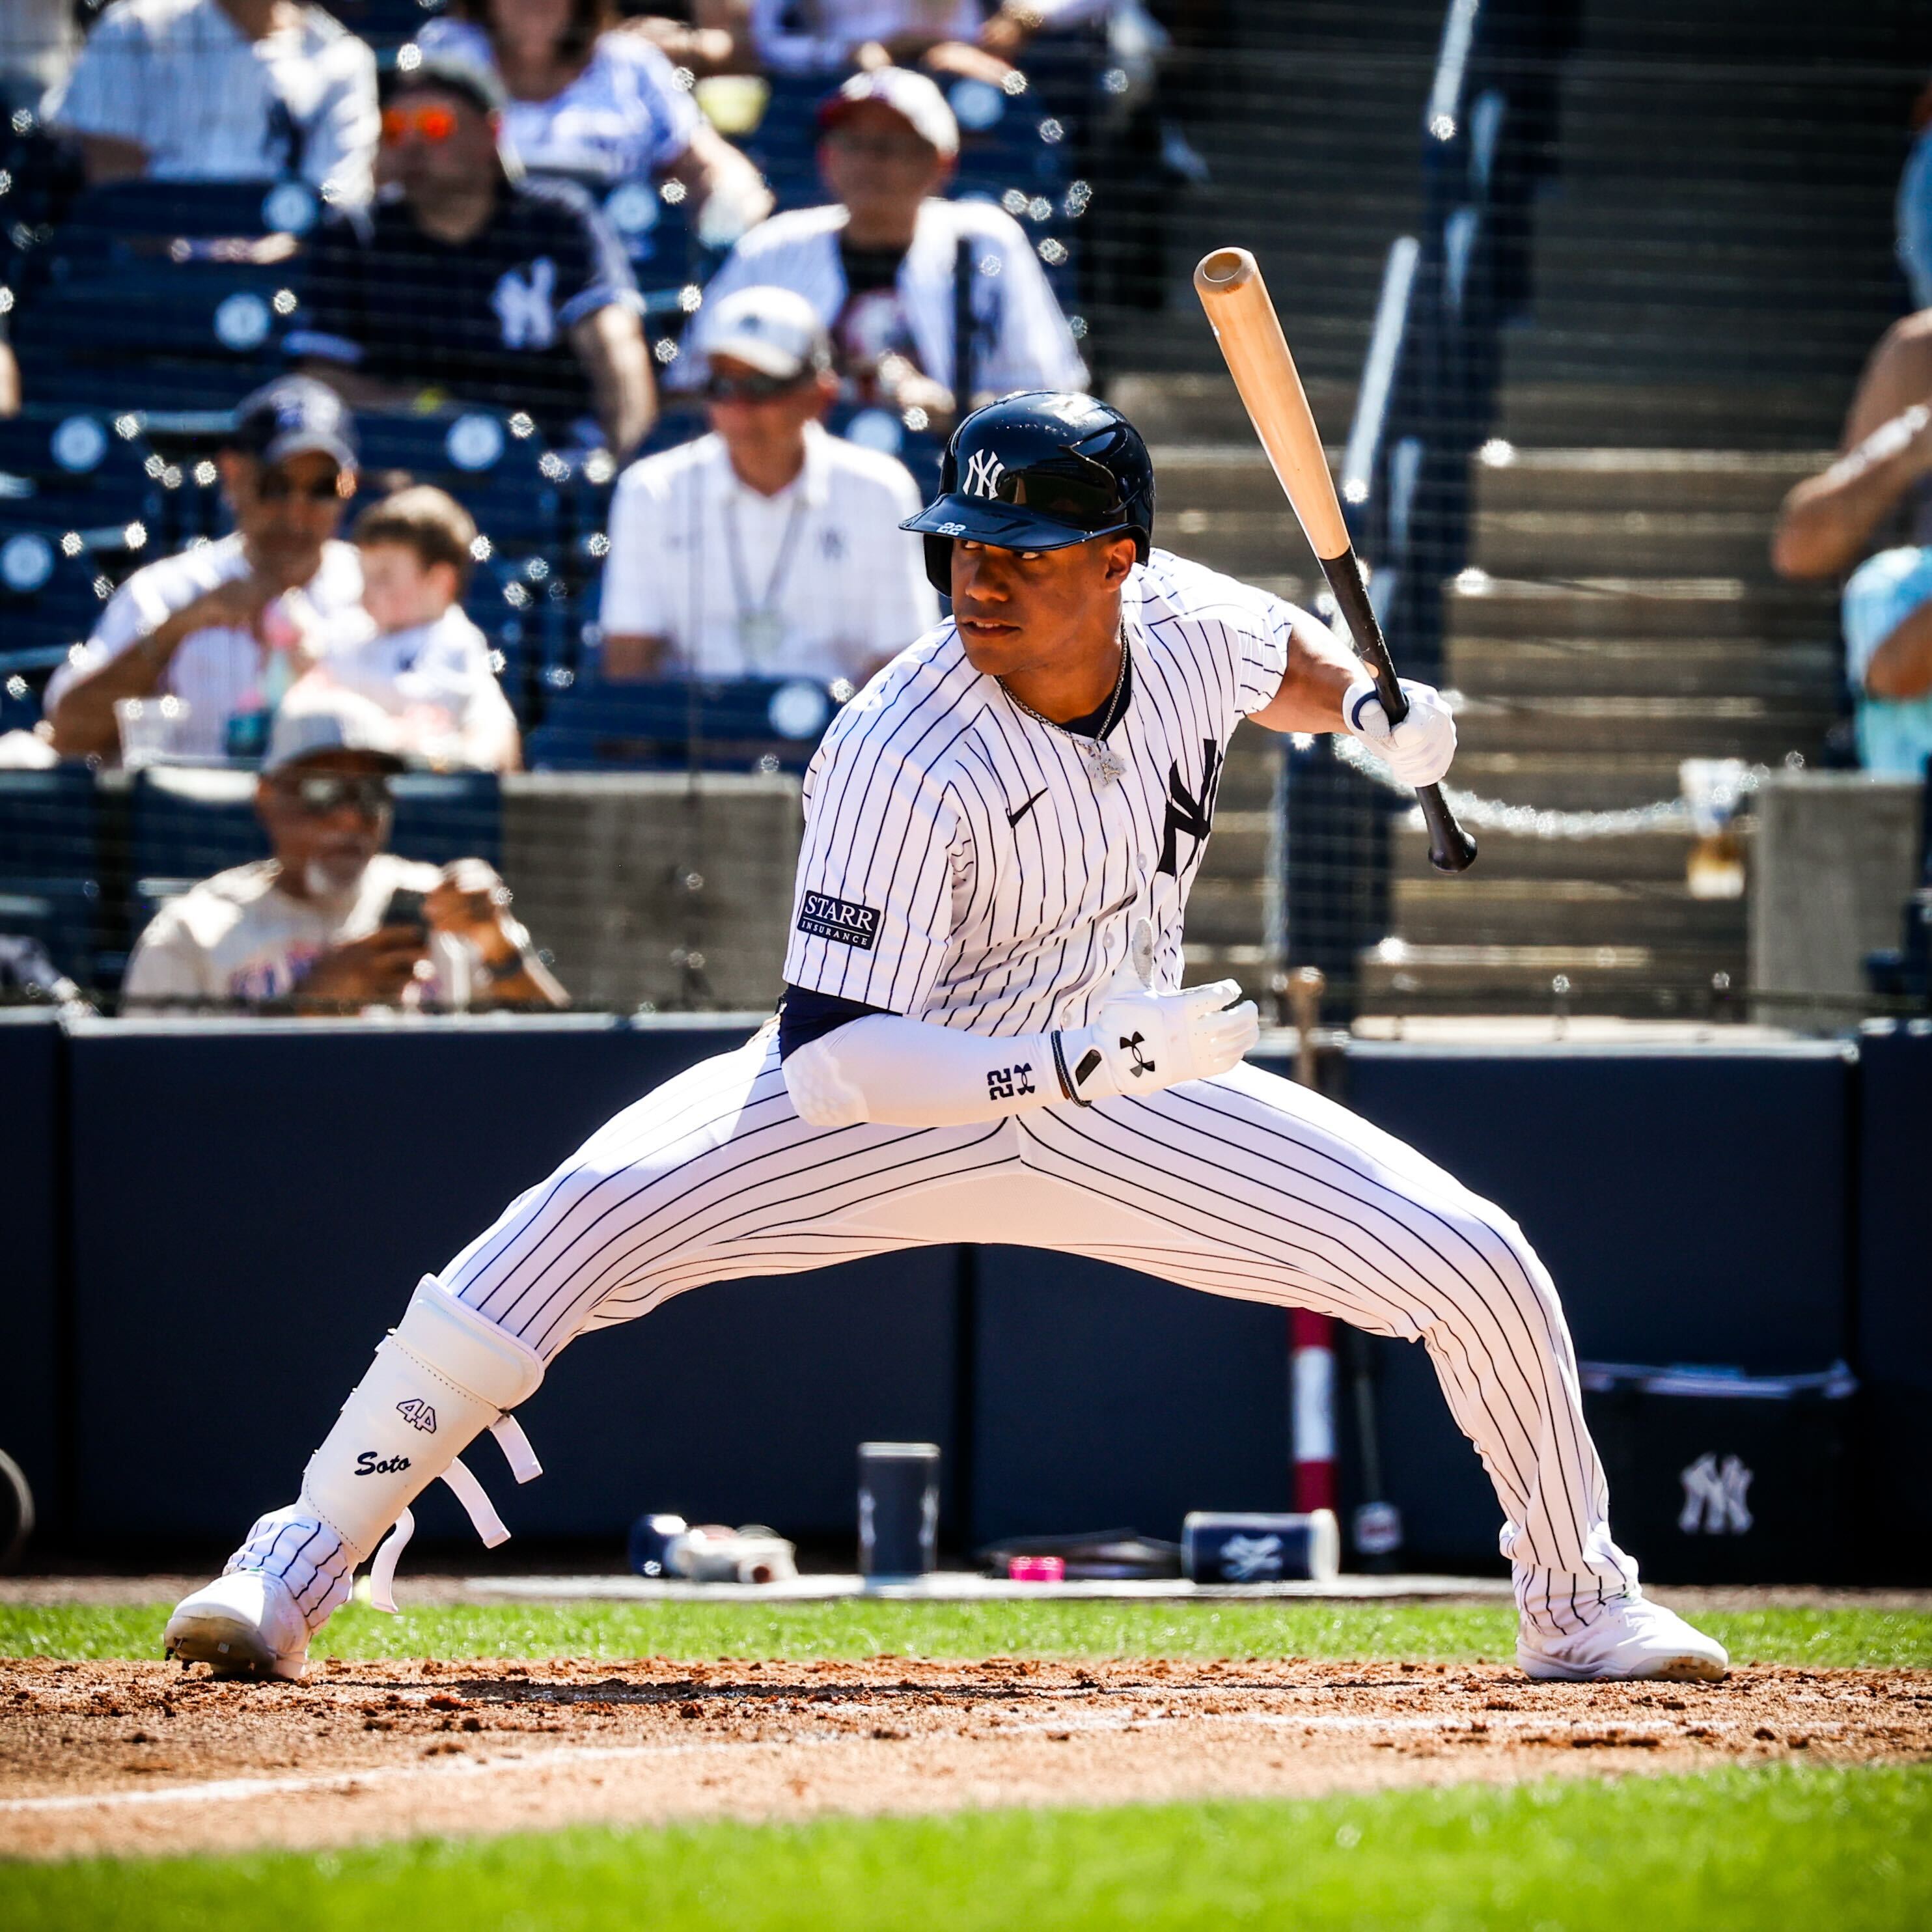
{"left": 166, "top": 393, "right": 1728, "bottom": 1686}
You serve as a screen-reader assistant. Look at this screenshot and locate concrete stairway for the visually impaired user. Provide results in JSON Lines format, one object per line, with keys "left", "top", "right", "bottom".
{"left": 1357, "top": 1, "right": 1930, "bottom": 1017}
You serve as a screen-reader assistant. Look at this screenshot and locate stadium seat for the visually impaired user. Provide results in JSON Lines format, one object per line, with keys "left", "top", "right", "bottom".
{"left": 0, "top": 410, "right": 169, "bottom": 560}
{"left": 352, "top": 409, "right": 572, "bottom": 560}
{"left": 525, "top": 676, "right": 841, "bottom": 773}
{"left": 0, "top": 766, "right": 101, "bottom": 883}
{"left": 391, "top": 772, "right": 503, "bottom": 870}
{"left": 12, "top": 180, "right": 318, "bottom": 414}
{"left": 0, "top": 535, "right": 111, "bottom": 678}
{"left": 0, "top": 767, "right": 105, "bottom": 986}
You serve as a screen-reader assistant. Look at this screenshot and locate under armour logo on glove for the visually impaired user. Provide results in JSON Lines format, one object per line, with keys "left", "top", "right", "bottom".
{"left": 964, "top": 449, "right": 1005, "bottom": 498}
{"left": 492, "top": 257, "right": 559, "bottom": 350}
{"left": 1122, "top": 1031, "right": 1155, "bottom": 1077}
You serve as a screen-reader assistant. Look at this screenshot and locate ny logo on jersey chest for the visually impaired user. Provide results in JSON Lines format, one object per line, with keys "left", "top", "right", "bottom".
{"left": 1157, "top": 737, "right": 1223, "bottom": 877}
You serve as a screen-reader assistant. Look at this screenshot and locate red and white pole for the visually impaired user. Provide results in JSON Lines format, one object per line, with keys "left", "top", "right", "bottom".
{"left": 1290, "top": 1307, "right": 1337, "bottom": 1512}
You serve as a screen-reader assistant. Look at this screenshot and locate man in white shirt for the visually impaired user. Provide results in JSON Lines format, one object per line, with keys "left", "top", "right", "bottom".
{"left": 45, "top": 377, "right": 371, "bottom": 762}
{"left": 600, "top": 284, "right": 938, "bottom": 683}
{"left": 121, "top": 685, "right": 566, "bottom": 1011}
{"left": 44, "top": 377, "right": 368, "bottom": 763}
{"left": 44, "top": 0, "right": 378, "bottom": 206}
{"left": 687, "top": 67, "right": 1086, "bottom": 433}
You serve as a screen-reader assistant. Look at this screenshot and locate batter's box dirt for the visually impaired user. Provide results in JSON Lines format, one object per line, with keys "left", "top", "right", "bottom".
{"left": 3, "top": 1657, "right": 1927, "bottom": 1861}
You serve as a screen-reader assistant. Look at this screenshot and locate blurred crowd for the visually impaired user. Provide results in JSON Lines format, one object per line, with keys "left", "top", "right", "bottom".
{"left": 0, "top": 0, "right": 1209, "bottom": 1012}
{"left": 1771, "top": 73, "right": 1932, "bottom": 782}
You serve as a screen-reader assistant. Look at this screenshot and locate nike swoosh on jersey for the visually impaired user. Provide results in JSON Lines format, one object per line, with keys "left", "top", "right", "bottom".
{"left": 1006, "top": 787, "right": 1051, "bottom": 827}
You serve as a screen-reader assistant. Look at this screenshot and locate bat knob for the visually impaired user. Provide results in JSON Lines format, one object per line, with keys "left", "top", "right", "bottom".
{"left": 1419, "top": 788, "right": 1478, "bottom": 874}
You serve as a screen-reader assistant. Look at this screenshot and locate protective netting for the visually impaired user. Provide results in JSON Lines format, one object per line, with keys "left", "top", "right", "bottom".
{"left": 0, "top": 0, "right": 1927, "bottom": 1025}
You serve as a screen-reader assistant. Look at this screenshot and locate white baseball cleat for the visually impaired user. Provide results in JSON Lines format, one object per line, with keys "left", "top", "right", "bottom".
{"left": 163, "top": 1569, "right": 311, "bottom": 1682}
{"left": 1517, "top": 1593, "right": 1728, "bottom": 1683}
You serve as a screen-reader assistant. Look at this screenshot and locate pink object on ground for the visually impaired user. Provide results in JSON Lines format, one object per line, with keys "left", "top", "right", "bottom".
{"left": 1008, "top": 1555, "right": 1066, "bottom": 1582}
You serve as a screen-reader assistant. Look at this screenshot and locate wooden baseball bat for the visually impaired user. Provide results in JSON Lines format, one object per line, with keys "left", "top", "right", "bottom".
{"left": 1193, "top": 247, "right": 1477, "bottom": 875}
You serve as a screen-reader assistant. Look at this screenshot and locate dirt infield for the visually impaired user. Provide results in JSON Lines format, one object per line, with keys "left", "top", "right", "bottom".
{"left": 5, "top": 1654, "right": 1928, "bottom": 1862}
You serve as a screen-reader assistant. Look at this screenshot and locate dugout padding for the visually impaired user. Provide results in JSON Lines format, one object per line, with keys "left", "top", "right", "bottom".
{"left": 1340, "top": 1042, "right": 1856, "bottom": 1569}
{"left": 62, "top": 1017, "right": 959, "bottom": 1549}
{"left": 0, "top": 1009, "right": 65, "bottom": 1543}
{"left": 1855, "top": 1021, "right": 1932, "bottom": 1576}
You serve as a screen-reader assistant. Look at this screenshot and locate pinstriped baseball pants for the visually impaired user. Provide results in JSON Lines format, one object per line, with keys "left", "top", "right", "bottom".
{"left": 441, "top": 1027, "right": 1637, "bottom": 1636}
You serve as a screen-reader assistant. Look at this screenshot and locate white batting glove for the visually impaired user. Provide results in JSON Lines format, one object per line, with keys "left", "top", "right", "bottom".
{"left": 1053, "top": 980, "right": 1260, "bottom": 1106}
{"left": 1344, "top": 676, "right": 1457, "bottom": 790}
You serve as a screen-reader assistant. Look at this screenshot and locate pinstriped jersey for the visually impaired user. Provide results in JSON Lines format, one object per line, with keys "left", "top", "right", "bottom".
{"left": 782, "top": 549, "right": 1294, "bottom": 1036}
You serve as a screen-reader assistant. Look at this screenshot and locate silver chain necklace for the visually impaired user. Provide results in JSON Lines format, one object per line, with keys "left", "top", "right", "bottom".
{"left": 1000, "top": 631, "right": 1130, "bottom": 786}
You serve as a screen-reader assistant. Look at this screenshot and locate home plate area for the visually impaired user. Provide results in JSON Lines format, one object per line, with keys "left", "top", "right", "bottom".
{"left": 3, "top": 1653, "right": 1928, "bottom": 1861}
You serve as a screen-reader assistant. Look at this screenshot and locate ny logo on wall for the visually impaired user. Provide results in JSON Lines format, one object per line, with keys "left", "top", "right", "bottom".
{"left": 963, "top": 449, "right": 1006, "bottom": 499}
{"left": 1678, "top": 1452, "right": 1754, "bottom": 1535}
{"left": 492, "top": 257, "right": 559, "bottom": 350}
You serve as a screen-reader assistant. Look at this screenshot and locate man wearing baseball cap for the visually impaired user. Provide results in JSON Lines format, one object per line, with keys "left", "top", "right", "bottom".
{"left": 600, "top": 283, "right": 937, "bottom": 683}
{"left": 121, "top": 683, "right": 566, "bottom": 1012}
{"left": 687, "top": 66, "right": 1086, "bottom": 434}
{"left": 288, "top": 46, "right": 654, "bottom": 457}
{"left": 46, "top": 376, "right": 366, "bottom": 762}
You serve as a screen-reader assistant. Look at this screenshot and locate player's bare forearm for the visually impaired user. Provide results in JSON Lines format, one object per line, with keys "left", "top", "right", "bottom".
{"left": 1248, "top": 606, "right": 1360, "bottom": 736}
{"left": 1865, "top": 596, "right": 1932, "bottom": 700}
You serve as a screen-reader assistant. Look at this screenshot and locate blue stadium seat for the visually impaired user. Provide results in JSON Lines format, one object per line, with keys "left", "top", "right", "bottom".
{"left": 13, "top": 180, "right": 319, "bottom": 413}
{"left": 391, "top": 772, "right": 502, "bottom": 869}
{"left": 0, "top": 767, "right": 105, "bottom": 986}
{"left": 0, "top": 535, "right": 111, "bottom": 678}
{"left": 0, "top": 880, "right": 99, "bottom": 986}
{"left": 130, "top": 767, "right": 264, "bottom": 901}
{"left": 525, "top": 676, "right": 841, "bottom": 772}
{"left": 352, "top": 408, "right": 570, "bottom": 560}
{"left": 0, "top": 766, "right": 101, "bottom": 883}
{"left": 0, "top": 410, "right": 169, "bottom": 560}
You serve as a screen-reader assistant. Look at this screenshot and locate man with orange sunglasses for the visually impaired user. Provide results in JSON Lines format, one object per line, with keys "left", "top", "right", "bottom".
{"left": 288, "top": 50, "right": 654, "bottom": 457}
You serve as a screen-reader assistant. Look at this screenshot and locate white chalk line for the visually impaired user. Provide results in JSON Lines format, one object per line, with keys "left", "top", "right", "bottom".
{"left": 0, "top": 1705, "right": 1814, "bottom": 1819}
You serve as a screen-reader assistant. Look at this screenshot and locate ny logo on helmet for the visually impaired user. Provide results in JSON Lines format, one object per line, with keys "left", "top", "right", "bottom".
{"left": 963, "top": 449, "right": 1005, "bottom": 499}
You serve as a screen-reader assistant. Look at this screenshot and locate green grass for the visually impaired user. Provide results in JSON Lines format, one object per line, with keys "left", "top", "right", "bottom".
{"left": 4, "top": 1765, "right": 1928, "bottom": 1929}
{"left": 5, "top": 1597, "right": 1930, "bottom": 1670}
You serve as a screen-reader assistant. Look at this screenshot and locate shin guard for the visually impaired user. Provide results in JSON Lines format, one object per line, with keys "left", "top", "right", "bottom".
{"left": 296, "top": 1277, "right": 544, "bottom": 1608}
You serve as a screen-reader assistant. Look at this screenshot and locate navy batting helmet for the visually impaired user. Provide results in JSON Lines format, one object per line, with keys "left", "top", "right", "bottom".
{"left": 901, "top": 391, "right": 1155, "bottom": 596}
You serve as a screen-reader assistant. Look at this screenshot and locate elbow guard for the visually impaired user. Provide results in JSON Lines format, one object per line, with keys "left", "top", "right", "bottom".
{"left": 782, "top": 1031, "right": 872, "bottom": 1128}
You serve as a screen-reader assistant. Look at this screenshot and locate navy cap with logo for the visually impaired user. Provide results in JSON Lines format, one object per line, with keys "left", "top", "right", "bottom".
{"left": 902, "top": 391, "right": 1155, "bottom": 595}
{"left": 226, "top": 375, "right": 358, "bottom": 474}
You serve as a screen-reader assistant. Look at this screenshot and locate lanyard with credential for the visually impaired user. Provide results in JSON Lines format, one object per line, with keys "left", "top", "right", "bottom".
{"left": 722, "top": 483, "right": 810, "bottom": 671}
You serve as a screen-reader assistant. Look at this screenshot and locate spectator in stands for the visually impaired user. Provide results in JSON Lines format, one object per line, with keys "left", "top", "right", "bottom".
{"left": 3, "top": 0, "right": 81, "bottom": 110}
{"left": 1773, "top": 314, "right": 1932, "bottom": 777}
{"left": 731, "top": 0, "right": 1096, "bottom": 82}
{"left": 45, "top": 376, "right": 367, "bottom": 763}
{"left": 121, "top": 684, "right": 566, "bottom": 1011}
{"left": 600, "top": 283, "right": 937, "bottom": 682}
{"left": 417, "top": 2, "right": 773, "bottom": 246}
{"left": 43, "top": 0, "right": 378, "bottom": 206}
{"left": 691, "top": 67, "right": 1085, "bottom": 430}
{"left": 323, "top": 486, "right": 522, "bottom": 771}
{"left": 290, "top": 51, "right": 654, "bottom": 455}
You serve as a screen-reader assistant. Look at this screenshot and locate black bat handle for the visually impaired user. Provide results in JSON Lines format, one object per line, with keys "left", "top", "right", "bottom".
{"left": 1317, "top": 550, "right": 1478, "bottom": 876}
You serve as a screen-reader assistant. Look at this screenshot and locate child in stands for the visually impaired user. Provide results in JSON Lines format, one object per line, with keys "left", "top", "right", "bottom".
{"left": 322, "top": 486, "right": 523, "bottom": 773}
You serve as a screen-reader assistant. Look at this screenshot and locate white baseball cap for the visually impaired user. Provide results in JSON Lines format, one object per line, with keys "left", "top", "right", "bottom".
{"left": 698, "top": 284, "right": 833, "bottom": 381}
{"left": 818, "top": 66, "right": 960, "bottom": 160}
{"left": 264, "top": 683, "right": 406, "bottom": 773}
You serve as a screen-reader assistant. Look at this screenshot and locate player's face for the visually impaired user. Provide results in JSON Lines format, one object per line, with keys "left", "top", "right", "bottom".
{"left": 950, "top": 534, "right": 1138, "bottom": 676}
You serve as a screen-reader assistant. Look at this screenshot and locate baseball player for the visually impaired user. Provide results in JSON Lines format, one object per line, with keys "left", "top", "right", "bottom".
{"left": 166, "top": 394, "right": 1728, "bottom": 1686}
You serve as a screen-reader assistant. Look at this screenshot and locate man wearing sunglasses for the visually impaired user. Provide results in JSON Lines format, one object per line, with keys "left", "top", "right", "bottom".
{"left": 122, "top": 684, "right": 566, "bottom": 1012}
{"left": 288, "top": 51, "right": 653, "bottom": 458}
{"left": 600, "top": 283, "right": 936, "bottom": 683}
{"left": 46, "top": 376, "right": 368, "bottom": 762}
